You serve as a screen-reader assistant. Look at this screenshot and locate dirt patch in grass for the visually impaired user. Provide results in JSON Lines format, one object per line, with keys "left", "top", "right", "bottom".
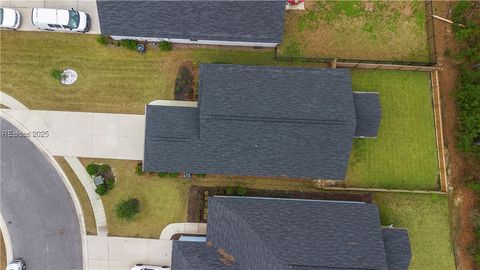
{"left": 187, "top": 185, "right": 372, "bottom": 222}
{"left": 55, "top": 157, "right": 97, "bottom": 235}
{"left": 174, "top": 61, "right": 197, "bottom": 101}
{"left": 279, "top": 0, "right": 429, "bottom": 61}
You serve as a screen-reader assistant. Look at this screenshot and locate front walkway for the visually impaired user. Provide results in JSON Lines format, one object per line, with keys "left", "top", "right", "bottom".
{"left": 87, "top": 236, "right": 172, "bottom": 270}
{"left": 65, "top": 156, "right": 108, "bottom": 236}
{"left": 0, "top": 0, "right": 101, "bottom": 33}
{"left": 159, "top": 223, "right": 207, "bottom": 240}
{"left": 0, "top": 109, "right": 145, "bottom": 160}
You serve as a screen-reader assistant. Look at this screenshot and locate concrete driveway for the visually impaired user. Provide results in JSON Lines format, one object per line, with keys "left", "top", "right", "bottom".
{"left": 1, "top": 109, "right": 145, "bottom": 160}
{"left": 0, "top": 0, "right": 100, "bottom": 33}
{"left": 87, "top": 236, "right": 172, "bottom": 270}
{"left": 0, "top": 118, "right": 83, "bottom": 270}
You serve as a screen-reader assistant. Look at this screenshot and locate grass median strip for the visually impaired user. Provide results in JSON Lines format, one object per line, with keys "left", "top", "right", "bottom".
{"left": 55, "top": 157, "right": 97, "bottom": 235}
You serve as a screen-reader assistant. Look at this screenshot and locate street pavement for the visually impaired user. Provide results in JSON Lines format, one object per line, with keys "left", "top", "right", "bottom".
{"left": 0, "top": 0, "right": 101, "bottom": 33}
{"left": 0, "top": 118, "right": 83, "bottom": 270}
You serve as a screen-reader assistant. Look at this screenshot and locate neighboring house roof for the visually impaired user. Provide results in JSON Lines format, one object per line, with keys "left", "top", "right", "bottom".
{"left": 171, "top": 196, "right": 412, "bottom": 270}
{"left": 96, "top": 0, "right": 285, "bottom": 43}
{"left": 144, "top": 64, "right": 382, "bottom": 179}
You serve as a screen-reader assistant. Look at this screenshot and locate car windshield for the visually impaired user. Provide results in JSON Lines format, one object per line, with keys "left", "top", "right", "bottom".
{"left": 68, "top": 10, "right": 79, "bottom": 28}
{"left": 0, "top": 8, "right": 4, "bottom": 24}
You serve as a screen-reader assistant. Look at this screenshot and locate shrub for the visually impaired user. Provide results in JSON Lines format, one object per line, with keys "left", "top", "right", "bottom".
{"left": 115, "top": 198, "right": 140, "bottom": 221}
{"left": 159, "top": 40, "right": 172, "bottom": 51}
{"left": 105, "top": 178, "right": 115, "bottom": 190}
{"left": 237, "top": 187, "right": 247, "bottom": 196}
{"left": 225, "top": 187, "right": 234, "bottom": 196}
{"left": 468, "top": 181, "right": 480, "bottom": 194}
{"left": 96, "top": 35, "right": 109, "bottom": 46}
{"left": 98, "top": 164, "right": 110, "bottom": 175}
{"left": 51, "top": 69, "right": 64, "bottom": 81}
{"left": 119, "top": 39, "right": 137, "bottom": 51}
{"left": 95, "top": 184, "right": 108, "bottom": 196}
{"left": 135, "top": 162, "right": 144, "bottom": 176}
{"left": 196, "top": 174, "right": 207, "bottom": 178}
{"left": 158, "top": 172, "right": 179, "bottom": 178}
{"left": 86, "top": 163, "right": 99, "bottom": 176}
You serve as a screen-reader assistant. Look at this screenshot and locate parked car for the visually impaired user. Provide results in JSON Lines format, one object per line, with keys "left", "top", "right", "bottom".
{"left": 130, "top": 264, "right": 169, "bottom": 270}
{"left": 0, "top": 7, "right": 21, "bottom": 30}
{"left": 31, "top": 8, "right": 90, "bottom": 33}
{"left": 6, "top": 259, "right": 26, "bottom": 270}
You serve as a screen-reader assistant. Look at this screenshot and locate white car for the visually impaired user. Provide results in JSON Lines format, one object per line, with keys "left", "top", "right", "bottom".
{"left": 130, "top": 264, "right": 170, "bottom": 270}
{"left": 0, "top": 7, "right": 21, "bottom": 30}
{"left": 31, "top": 8, "right": 90, "bottom": 33}
{"left": 6, "top": 259, "right": 26, "bottom": 270}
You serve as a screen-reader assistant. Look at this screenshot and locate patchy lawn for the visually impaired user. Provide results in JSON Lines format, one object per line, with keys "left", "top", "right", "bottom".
{"left": 278, "top": 0, "right": 429, "bottom": 62}
{"left": 0, "top": 31, "right": 323, "bottom": 114}
{"left": 79, "top": 158, "right": 190, "bottom": 238}
{"left": 374, "top": 193, "right": 455, "bottom": 270}
{"left": 346, "top": 70, "right": 438, "bottom": 190}
{"left": 55, "top": 157, "right": 97, "bottom": 235}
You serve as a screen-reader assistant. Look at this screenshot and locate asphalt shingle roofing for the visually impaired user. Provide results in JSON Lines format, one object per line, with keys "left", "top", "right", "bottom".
{"left": 171, "top": 197, "right": 412, "bottom": 270}
{"left": 96, "top": 0, "right": 285, "bottom": 43}
{"left": 143, "top": 64, "right": 381, "bottom": 179}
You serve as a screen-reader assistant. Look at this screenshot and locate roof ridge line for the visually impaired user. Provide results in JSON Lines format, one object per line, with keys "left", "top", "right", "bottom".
{"left": 201, "top": 115, "right": 353, "bottom": 126}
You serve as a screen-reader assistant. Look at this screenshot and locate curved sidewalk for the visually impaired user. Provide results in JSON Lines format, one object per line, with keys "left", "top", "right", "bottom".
{"left": 65, "top": 157, "right": 108, "bottom": 236}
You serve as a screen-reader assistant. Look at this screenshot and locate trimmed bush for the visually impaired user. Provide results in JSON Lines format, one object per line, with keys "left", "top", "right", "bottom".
{"left": 135, "top": 162, "right": 144, "bottom": 175}
{"left": 159, "top": 40, "right": 172, "bottom": 51}
{"left": 196, "top": 174, "right": 207, "bottom": 178}
{"left": 96, "top": 35, "right": 109, "bottom": 46}
{"left": 86, "top": 163, "right": 99, "bottom": 176}
{"left": 225, "top": 187, "right": 234, "bottom": 196}
{"left": 95, "top": 184, "right": 108, "bottom": 196}
{"left": 119, "top": 39, "right": 137, "bottom": 51}
{"left": 105, "top": 178, "right": 115, "bottom": 190}
{"left": 98, "top": 164, "right": 110, "bottom": 174}
{"left": 237, "top": 187, "right": 247, "bottom": 196}
{"left": 51, "top": 69, "right": 64, "bottom": 80}
{"left": 115, "top": 198, "right": 141, "bottom": 221}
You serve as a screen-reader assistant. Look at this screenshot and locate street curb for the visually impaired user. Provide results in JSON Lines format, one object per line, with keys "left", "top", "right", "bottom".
{"left": 0, "top": 214, "right": 13, "bottom": 263}
{"left": 0, "top": 109, "right": 89, "bottom": 270}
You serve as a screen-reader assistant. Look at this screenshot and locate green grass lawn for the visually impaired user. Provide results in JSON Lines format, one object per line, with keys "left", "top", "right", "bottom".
{"left": 1, "top": 32, "right": 438, "bottom": 190}
{"left": 79, "top": 158, "right": 190, "bottom": 238}
{"left": 279, "top": 0, "right": 429, "bottom": 62}
{"left": 56, "top": 157, "right": 97, "bottom": 235}
{"left": 374, "top": 193, "right": 455, "bottom": 270}
{"left": 346, "top": 70, "right": 438, "bottom": 190}
{"left": 0, "top": 31, "right": 321, "bottom": 114}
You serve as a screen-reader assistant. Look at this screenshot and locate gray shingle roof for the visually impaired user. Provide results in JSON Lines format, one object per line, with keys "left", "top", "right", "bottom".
{"left": 353, "top": 92, "right": 382, "bottom": 138}
{"left": 171, "top": 197, "right": 412, "bottom": 270}
{"left": 96, "top": 0, "right": 285, "bottom": 43}
{"left": 144, "top": 64, "right": 362, "bottom": 179}
{"left": 382, "top": 229, "right": 412, "bottom": 270}
{"left": 172, "top": 241, "right": 241, "bottom": 270}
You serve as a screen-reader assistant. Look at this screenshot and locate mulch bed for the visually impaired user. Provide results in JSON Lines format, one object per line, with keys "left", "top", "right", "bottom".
{"left": 187, "top": 185, "right": 372, "bottom": 223}
{"left": 174, "top": 61, "right": 197, "bottom": 101}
